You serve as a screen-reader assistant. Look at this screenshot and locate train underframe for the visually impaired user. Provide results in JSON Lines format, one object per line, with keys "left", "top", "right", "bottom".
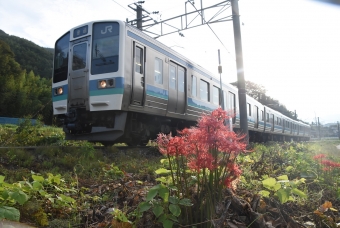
{"left": 248, "top": 130, "right": 310, "bottom": 143}
{"left": 59, "top": 108, "right": 194, "bottom": 146}
{"left": 58, "top": 108, "right": 309, "bottom": 145}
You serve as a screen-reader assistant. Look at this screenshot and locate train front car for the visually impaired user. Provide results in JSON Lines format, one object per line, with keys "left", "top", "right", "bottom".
{"left": 52, "top": 21, "right": 126, "bottom": 145}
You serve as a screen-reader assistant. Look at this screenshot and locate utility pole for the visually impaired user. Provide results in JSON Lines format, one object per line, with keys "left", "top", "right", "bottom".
{"left": 318, "top": 117, "right": 321, "bottom": 140}
{"left": 231, "top": 0, "right": 248, "bottom": 143}
{"left": 218, "top": 49, "right": 224, "bottom": 110}
{"left": 137, "top": 3, "right": 143, "bottom": 30}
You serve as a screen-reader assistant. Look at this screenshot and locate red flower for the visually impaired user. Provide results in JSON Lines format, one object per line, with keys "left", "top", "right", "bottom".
{"left": 313, "top": 154, "right": 326, "bottom": 160}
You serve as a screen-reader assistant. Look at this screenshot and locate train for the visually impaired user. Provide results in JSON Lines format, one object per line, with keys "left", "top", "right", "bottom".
{"left": 52, "top": 20, "right": 311, "bottom": 145}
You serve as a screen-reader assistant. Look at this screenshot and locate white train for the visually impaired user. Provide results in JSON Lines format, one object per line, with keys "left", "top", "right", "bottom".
{"left": 52, "top": 20, "right": 310, "bottom": 145}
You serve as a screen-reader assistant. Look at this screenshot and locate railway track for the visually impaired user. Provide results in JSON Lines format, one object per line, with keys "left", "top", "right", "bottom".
{"left": 0, "top": 145, "right": 161, "bottom": 156}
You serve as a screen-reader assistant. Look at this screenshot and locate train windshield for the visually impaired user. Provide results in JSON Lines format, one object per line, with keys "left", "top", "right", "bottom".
{"left": 91, "top": 22, "right": 119, "bottom": 75}
{"left": 53, "top": 32, "right": 70, "bottom": 83}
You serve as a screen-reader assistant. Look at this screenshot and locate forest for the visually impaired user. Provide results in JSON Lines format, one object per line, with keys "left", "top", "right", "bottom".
{"left": 0, "top": 31, "right": 53, "bottom": 124}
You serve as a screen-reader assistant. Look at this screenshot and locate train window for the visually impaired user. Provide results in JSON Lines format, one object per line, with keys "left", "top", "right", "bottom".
{"left": 72, "top": 43, "right": 87, "bottom": 70}
{"left": 200, "top": 80, "right": 209, "bottom": 102}
{"left": 247, "top": 103, "right": 251, "bottom": 116}
{"left": 228, "top": 92, "right": 236, "bottom": 123}
{"left": 154, "top": 58, "right": 163, "bottom": 84}
{"left": 91, "top": 22, "right": 119, "bottom": 75}
{"left": 178, "top": 68, "right": 185, "bottom": 92}
{"left": 213, "top": 86, "right": 219, "bottom": 105}
{"left": 271, "top": 114, "right": 274, "bottom": 125}
{"left": 191, "top": 75, "right": 197, "bottom": 97}
{"left": 169, "top": 65, "right": 176, "bottom": 89}
{"left": 266, "top": 113, "right": 269, "bottom": 122}
{"left": 261, "top": 110, "right": 264, "bottom": 121}
{"left": 277, "top": 117, "right": 279, "bottom": 125}
{"left": 135, "top": 47, "right": 143, "bottom": 74}
{"left": 53, "top": 32, "right": 70, "bottom": 83}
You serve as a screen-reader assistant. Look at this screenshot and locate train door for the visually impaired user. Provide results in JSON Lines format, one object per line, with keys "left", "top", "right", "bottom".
{"left": 131, "top": 42, "right": 145, "bottom": 105}
{"left": 254, "top": 105, "right": 259, "bottom": 128}
{"left": 168, "top": 63, "right": 186, "bottom": 114}
{"left": 271, "top": 114, "right": 274, "bottom": 131}
{"left": 68, "top": 41, "right": 89, "bottom": 109}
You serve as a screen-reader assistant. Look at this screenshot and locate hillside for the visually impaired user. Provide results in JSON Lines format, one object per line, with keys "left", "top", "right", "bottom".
{"left": 0, "top": 29, "right": 53, "bottom": 78}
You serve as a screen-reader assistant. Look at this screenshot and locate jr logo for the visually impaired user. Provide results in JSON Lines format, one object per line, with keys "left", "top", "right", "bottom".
{"left": 101, "top": 26, "right": 112, "bottom": 34}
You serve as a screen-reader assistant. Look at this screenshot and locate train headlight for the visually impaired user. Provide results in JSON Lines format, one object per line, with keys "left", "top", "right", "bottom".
{"left": 99, "top": 80, "right": 107, "bottom": 88}
{"left": 54, "top": 87, "right": 63, "bottom": 95}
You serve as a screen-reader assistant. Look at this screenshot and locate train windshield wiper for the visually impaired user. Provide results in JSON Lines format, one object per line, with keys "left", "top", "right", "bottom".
{"left": 95, "top": 44, "right": 106, "bottom": 63}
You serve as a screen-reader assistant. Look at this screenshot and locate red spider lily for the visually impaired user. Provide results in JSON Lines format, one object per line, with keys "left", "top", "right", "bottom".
{"left": 313, "top": 154, "right": 326, "bottom": 160}
{"left": 321, "top": 159, "right": 340, "bottom": 168}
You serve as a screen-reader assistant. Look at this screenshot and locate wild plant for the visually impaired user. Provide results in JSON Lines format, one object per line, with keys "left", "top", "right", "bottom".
{"left": 137, "top": 108, "right": 247, "bottom": 227}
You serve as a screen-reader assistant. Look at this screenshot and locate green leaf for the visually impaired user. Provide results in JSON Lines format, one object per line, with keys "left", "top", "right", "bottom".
{"left": 167, "top": 185, "right": 178, "bottom": 191}
{"left": 0, "top": 206, "right": 20, "bottom": 221}
{"left": 162, "top": 219, "right": 174, "bottom": 228}
{"left": 155, "top": 168, "right": 171, "bottom": 175}
{"left": 262, "top": 177, "right": 276, "bottom": 190}
{"left": 32, "top": 174, "right": 44, "bottom": 182}
{"left": 152, "top": 205, "right": 164, "bottom": 218}
{"left": 32, "top": 181, "right": 43, "bottom": 190}
{"left": 156, "top": 177, "right": 167, "bottom": 183}
{"left": 0, "top": 175, "right": 5, "bottom": 184}
{"left": 285, "top": 166, "right": 294, "bottom": 172}
{"left": 146, "top": 188, "right": 158, "bottom": 201}
{"left": 9, "top": 190, "right": 29, "bottom": 205}
{"left": 276, "top": 175, "right": 288, "bottom": 181}
{"left": 292, "top": 188, "right": 307, "bottom": 198}
{"left": 179, "top": 198, "right": 193, "bottom": 206}
{"left": 276, "top": 189, "right": 290, "bottom": 204}
{"left": 2, "top": 190, "right": 9, "bottom": 200}
{"left": 169, "top": 196, "right": 179, "bottom": 205}
{"left": 138, "top": 202, "right": 151, "bottom": 213}
{"left": 274, "top": 183, "right": 281, "bottom": 191}
{"left": 259, "top": 190, "right": 270, "bottom": 197}
{"left": 169, "top": 204, "right": 181, "bottom": 217}
{"left": 159, "top": 188, "right": 169, "bottom": 202}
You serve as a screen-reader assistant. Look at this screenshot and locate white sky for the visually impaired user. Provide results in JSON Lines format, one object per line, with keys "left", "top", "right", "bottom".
{"left": 0, "top": 0, "right": 339, "bottom": 124}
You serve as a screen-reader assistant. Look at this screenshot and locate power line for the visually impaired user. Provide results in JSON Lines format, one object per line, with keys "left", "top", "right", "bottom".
{"left": 112, "top": 0, "right": 135, "bottom": 15}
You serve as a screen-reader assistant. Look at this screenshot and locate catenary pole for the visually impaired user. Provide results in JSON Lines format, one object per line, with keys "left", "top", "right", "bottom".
{"left": 231, "top": 0, "right": 248, "bottom": 143}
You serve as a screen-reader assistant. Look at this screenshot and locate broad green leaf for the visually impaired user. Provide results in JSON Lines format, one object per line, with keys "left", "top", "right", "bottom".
{"left": 155, "top": 177, "right": 167, "bottom": 183}
{"left": 138, "top": 202, "right": 151, "bottom": 212}
{"left": 150, "top": 184, "right": 164, "bottom": 190}
{"left": 158, "top": 188, "right": 169, "bottom": 202}
{"left": 152, "top": 205, "right": 164, "bottom": 218}
{"left": 0, "top": 175, "right": 5, "bottom": 184}
{"left": 9, "top": 190, "right": 29, "bottom": 205}
{"left": 276, "top": 175, "right": 289, "bottom": 181}
{"left": 169, "top": 204, "right": 181, "bottom": 217}
{"left": 146, "top": 188, "right": 158, "bottom": 201}
{"left": 0, "top": 206, "right": 20, "bottom": 221}
{"left": 276, "top": 189, "right": 290, "bottom": 204}
{"left": 292, "top": 188, "right": 307, "bottom": 198}
{"left": 33, "top": 181, "right": 43, "bottom": 190}
{"left": 259, "top": 190, "right": 270, "bottom": 197}
{"left": 262, "top": 177, "right": 276, "bottom": 190}
{"left": 162, "top": 219, "right": 174, "bottom": 228}
{"left": 155, "top": 168, "right": 171, "bottom": 175}
{"left": 32, "top": 174, "right": 44, "bottom": 182}
{"left": 285, "top": 166, "right": 294, "bottom": 172}
{"left": 169, "top": 196, "right": 179, "bottom": 205}
{"left": 59, "top": 194, "right": 75, "bottom": 203}
{"left": 274, "top": 183, "right": 281, "bottom": 191}
{"left": 179, "top": 198, "right": 193, "bottom": 206}
{"left": 2, "top": 190, "right": 9, "bottom": 200}
{"left": 168, "top": 214, "right": 179, "bottom": 222}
